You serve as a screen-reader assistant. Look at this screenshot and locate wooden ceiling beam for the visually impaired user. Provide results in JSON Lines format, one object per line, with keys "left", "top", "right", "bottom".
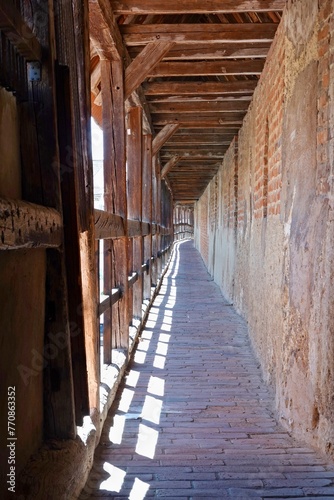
{"left": 150, "top": 100, "right": 250, "bottom": 114}
{"left": 153, "top": 113, "right": 245, "bottom": 127}
{"left": 89, "top": 0, "right": 124, "bottom": 61}
{"left": 148, "top": 60, "right": 264, "bottom": 77}
{"left": 125, "top": 41, "right": 175, "bottom": 99}
{"left": 112, "top": 0, "right": 286, "bottom": 15}
{"left": 129, "top": 45, "right": 270, "bottom": 60}
{"left": 152, "top": 123, "right": 180, "bottom": 156}
{"left": 0, "top": 0, "right": 42, "bottom": 61}
{"left": 164, "top": 133, "right": 236, "bottom": 141}
{"left": 143, "top": 80, "right": 258, "bottom": 96}
{"left": 161, "top": 155, "right": 181, "bottom": 179}
{"left": 120, "top": 23, "right": 278, "bottom": 45}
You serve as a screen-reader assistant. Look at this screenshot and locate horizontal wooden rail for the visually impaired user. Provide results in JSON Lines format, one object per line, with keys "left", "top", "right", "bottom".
{"left": 0, "top": 0, "right": 42, "bottom": 61}
{"left": 0, "top": 197, "right": 62, "bottom": 250}
{"left": 94, "top": 209, "right": 171, "bottom": 239}
{"left": 97, "top": 243, "right": 173, "bottom": 315}
{"left": 94, "top": 210, "right": 125, "bottom": 239}
{"left": 98, "top": 288, "right": 122, "bottom": 316}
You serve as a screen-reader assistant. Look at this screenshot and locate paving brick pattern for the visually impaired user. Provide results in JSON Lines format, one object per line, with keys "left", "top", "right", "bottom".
{"left": 80, "top": 240, "right": 334, "bottom": 499}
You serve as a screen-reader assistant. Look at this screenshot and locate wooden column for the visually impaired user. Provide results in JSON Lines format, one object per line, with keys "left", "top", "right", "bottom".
{"left": 142, "top": 134, "right": 153, "bottom": 301}
{"left": 54, "top": 0, "right": 99, "bottom": 413}
{"left": 101, "top": 59, "right": 129, "bottom": 352}
{"left": 151, "top": 155, "right": 158, "bottom": 287}
{"left": 18, "top": 0, "right": 78, "bottom": 437}
{"left": 127, "top": 106, "right": 143, "bottom": 320}
{"left": 156, "top": 158, "right": 162, "bottom": 279}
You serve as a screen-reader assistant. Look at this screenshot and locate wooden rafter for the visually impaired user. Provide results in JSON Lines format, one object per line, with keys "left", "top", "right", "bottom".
{"left": 129, "top": 45, "right": 271, "bottom": 60}
{"left": 152, "top": 123, "right": 180, "bottom": 156}
{"left": 120, "top": 23, "right": 279, "bottom": 45}
{"left": 125, "top": 41, "right": 175, "bottom": 99}
{"left": 0, "top": 0, "right": 42, "bottom": 60}
{"left": 161, "top": 155, "right": 180, "bottom": 179}
{"left": 150, "top": 100, "right": 250, "bottom": 114}
{"left": 143, "top": 81, "right": 258, "bottom": 96}
{"left": 147, "top": 60, "right": 264, "bottom": 78}
{"left": 112, "top": 0, "right": 285, "bottom": 14}
{"left": 89, "top": 0, "right": 123, "bottom": 61}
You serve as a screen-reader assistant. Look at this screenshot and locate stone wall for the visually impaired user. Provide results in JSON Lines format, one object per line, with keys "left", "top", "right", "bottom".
{"left": 194, "top": 0, "right": 334, "bottom": 456}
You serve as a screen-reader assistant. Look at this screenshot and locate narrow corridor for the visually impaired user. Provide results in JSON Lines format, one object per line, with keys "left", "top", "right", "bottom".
{"left": 81, "top": 240, "right": 334, "bottom": 499}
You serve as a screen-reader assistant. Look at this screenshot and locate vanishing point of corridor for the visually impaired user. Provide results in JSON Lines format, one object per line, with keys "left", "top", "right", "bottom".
{"left": 81, "top": 241, "right": 334, "bottom": 499}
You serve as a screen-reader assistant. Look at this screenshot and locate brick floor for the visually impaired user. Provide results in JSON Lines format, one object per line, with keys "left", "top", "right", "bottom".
{"left": 80, "top": 240, "right": 334, "bottom": 499}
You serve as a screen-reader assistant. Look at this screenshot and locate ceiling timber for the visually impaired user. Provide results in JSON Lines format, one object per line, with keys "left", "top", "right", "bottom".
{"left": 89, "top": 0, "right": 285, "bottom": 202}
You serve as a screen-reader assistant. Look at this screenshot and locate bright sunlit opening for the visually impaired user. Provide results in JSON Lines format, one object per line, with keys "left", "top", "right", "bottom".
{"left": 135, "top": 424, "right": 159, "bottom": 459}
{"left": 129, "top": 478, "right": 150, "bottom": 500}
{"left": 100, "top": 463, "right": 126, "bottom": 492}
{"left": 141, "top": 395, "right": 162, "bottom": 425}
{"left": 108, "top": 415, "right": 126, "bottom": 445}
{"left": 147, "top": 376, "right": 165, "bottom": 397}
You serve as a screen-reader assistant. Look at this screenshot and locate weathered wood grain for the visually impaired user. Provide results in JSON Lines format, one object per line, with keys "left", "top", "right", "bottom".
{"left": 0, "top": 198, "right": 62, "bottom": 250}
{"left": 125, "top": 41, "right": 175, "bottom": 99}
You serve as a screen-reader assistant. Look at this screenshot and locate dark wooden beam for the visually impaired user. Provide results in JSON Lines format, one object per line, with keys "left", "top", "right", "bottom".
{"left": 143, "top": 80, "right": 258, "bottom": 96}
{"left": 0, "top": 0, "right": 42, "bottom": 60}
{"left": 153, "top": 113, "right": 245, "bottom": 127}
{"left": 129, "top": 44, "right": 270, "bottom": 60}
{"left": 89, "top": 0, "right": 123, "bottom": 61}
{"left": 112, "top": 0, "right": 285, "bottom": 14}
{"left": 0, "top": 198, "right": 62, "bottom": 250}
{"left": 148, "top": 60, "right": 264, "bottom": 77}
{"left": 94, "top": 210, "right": 125, "bottom": 239}
{"left": 161, "top": 155, "right": 180, "bottom": 179}
{"left": 120, "top": 23, "right": 278, "bottom": 45}
{"left": 152, "top": 123, "right": 180, "bottom": 156}
{"left": 150, "top": 100, "right": 250, "bottom": 114}
{"left": 125, "top": 41, "right": 175, "bottom": 99}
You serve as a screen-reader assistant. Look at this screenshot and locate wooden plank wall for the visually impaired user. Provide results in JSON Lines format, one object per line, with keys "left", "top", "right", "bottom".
{"left": 0, "top": 0, "right": 174, "bottom": 466}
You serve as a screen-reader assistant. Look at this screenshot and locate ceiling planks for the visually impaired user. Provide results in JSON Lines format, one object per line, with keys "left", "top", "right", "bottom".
{"left": 112, "top": 0, "right": 285, "bottom": 14}
{"left": 89, "top": 0, "right": 285, "bottom": 201}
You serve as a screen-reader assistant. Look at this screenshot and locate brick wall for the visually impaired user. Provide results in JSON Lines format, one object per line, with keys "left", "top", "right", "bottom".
{"left": 194, "top": 0, "right": 334, "bottom": 457}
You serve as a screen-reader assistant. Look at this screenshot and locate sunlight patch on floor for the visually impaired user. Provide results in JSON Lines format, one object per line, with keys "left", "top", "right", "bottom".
{"left": 100, "top": 463, "right": 126, "bottom": 492}
{"left": 135, "top": 424, "right": 159, "bottom": 459}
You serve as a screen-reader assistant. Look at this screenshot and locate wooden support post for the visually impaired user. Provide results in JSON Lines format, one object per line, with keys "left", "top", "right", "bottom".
{"left": 18, "top": 0, "right": 79, "bottom": 437}
{"left": 127, "top": 106, "right": 143, "bottom": 320}
{"left": 142, "top": 134, "right": 153, "bottom": 301}
{"left": 55, "top": 64, "right": 89, "bottom": 426}
{"left": 101, "top": 59, "right": 129, "bottom": 351}
{"left": 156, "top": 157, "right": 162, "bottom": 279}
{"left": 53, "top": 0, "right": 99, "bottom": 413}
{"left": 151, "top": 155, "right": 158, "bottom": 286}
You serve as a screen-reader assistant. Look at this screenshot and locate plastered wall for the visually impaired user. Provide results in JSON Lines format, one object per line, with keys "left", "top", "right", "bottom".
{"left": 194, "top": 0, "right": 334, "bottom": 455}
{"left": 0, "top": 88, "right": 46, "bottom": 485}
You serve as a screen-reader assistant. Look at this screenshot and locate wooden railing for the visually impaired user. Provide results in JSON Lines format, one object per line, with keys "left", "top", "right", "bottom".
{"left": 93, "top": 208, "right": 173, "bottom": 365}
